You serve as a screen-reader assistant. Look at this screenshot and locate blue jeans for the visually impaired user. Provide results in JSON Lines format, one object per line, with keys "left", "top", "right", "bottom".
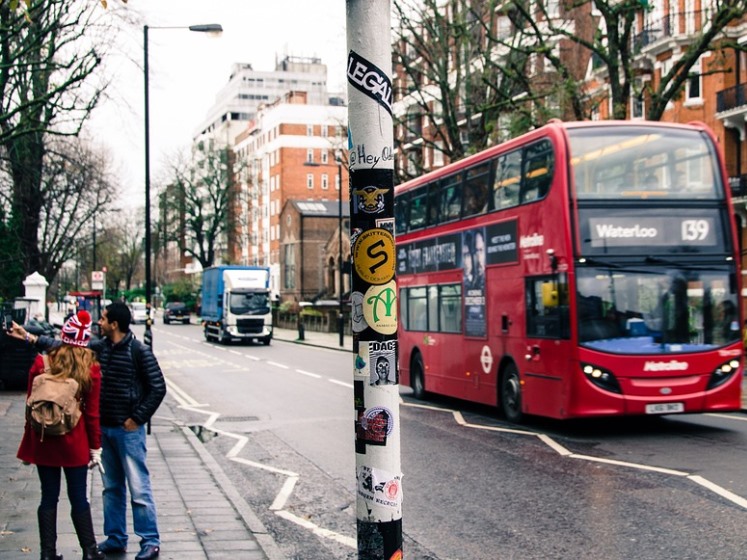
{"left": 101, "top": 425, "right": 159, "bottom": 548}
{"left": 37, "top": 465, "right": 89, "bottom": 513}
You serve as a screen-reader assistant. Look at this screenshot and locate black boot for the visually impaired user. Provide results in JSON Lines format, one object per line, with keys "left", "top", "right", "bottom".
{"left": 70, "top": 508, "right": 105, "bottom": 560}
{"left": 37, "top": 507, "right": 63, "bottom": 560}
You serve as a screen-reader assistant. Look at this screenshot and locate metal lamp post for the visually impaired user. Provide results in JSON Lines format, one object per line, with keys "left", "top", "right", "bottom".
{"left": 336, "top": 152, "right": 344, "bottom": 348}
{"left": 143, "top": 23, "right": 222, "bottom": 321}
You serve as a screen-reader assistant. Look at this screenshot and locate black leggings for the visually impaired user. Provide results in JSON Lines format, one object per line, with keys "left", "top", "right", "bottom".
{"left": 37, "top": 464, "right": 90, "bottom": 513}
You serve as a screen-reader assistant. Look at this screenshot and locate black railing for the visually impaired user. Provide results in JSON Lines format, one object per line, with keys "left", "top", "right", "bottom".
{"left": 717, "top": 83, "right": 747, "bottom": 113}
{"left": 729, "top": 174, "right": 747, "bottom": 198}
{"left": 632, "top": 14, "right": 672, "bottom": 53}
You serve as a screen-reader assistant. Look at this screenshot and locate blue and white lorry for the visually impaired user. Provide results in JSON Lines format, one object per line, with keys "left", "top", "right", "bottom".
{"left": 200, "top": 265, "right": 273, "bottom": 345}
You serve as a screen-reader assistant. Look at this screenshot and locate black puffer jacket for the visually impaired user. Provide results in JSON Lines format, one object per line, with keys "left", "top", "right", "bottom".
{"left": 36, "top": 332, "right": 166, "bottom": 427}
{"left": 89, "top": 332, "right": 166, "bottom": 427}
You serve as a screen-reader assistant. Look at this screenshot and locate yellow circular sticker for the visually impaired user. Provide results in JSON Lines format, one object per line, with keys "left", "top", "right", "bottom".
{"left": 363, "top": 280, "right": 397, "bottom": 335}
{"left": 353, "top": 228, "right": 396, "bottom": 285}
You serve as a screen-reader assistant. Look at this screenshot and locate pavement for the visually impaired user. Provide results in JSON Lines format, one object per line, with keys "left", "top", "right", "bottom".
{"left": 0, "top": 319, "right": 346, "bottom": 560}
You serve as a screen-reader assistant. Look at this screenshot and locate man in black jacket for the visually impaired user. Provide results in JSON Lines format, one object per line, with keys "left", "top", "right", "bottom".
{"left": 18, "top": 302, "right": 166, "bottom": 560}
{"left": 93, "top": 302, "right": 165, "bottom": 560}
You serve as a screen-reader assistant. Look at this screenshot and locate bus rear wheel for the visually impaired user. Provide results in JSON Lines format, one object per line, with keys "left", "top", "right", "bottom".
{"left": 500, "top": 363, "right": 523, "bottom": 423}
{"left": 411, "top": 354, "right": 426, "bottom": 400}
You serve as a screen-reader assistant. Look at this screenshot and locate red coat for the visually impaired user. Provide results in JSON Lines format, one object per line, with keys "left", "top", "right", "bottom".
{"left": 17, "top": 354, "right": 102, "bottom": 467}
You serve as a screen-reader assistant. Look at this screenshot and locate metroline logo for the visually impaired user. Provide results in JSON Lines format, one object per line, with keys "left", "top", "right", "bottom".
{"left": 595, "top": 223, "right": 658, "bottom": 238}
{"left": 519, "top": 233, "right": 544, "bottom": 248}
{"left": 643, "top": 360, "right": 689, "bottom": 372}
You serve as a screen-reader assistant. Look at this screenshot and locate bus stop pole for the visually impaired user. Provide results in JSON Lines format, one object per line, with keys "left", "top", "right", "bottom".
{"left": 346, "top": 2, "right": 403, "bottom": 557}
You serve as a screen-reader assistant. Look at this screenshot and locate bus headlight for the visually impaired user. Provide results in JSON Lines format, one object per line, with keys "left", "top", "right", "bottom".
{"left": 581, "top": 362, "right": 621, "bottom": 394}
{"left": 707, "top": 359, "right": 740, "bottom": 390}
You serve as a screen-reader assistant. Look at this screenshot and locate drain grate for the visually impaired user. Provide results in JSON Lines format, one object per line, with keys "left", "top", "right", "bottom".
{"left": 216, "top": 415, "right": 259, "bottom": 422}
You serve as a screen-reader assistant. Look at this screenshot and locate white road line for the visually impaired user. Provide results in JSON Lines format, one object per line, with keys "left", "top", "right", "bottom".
{"left": 537, "top": 433, "right": 573, "bottom": 456}
{"left": 164, "top": 378, "right": 205, "bottom": 408}
{"left": 569, "top": 454, "right": 689, "bottom": 476}
{"left": 706, "top": 413, "right": 747, "bottom": 423}
{"left": 328, "top": 379, "right": 354, "bottom": 389}
{"left": 270, "top": 476, "right": 299, "bottom": 511}
{"left": 452, "top": 411, "right": 535, "bottom": 436}
{"left": 274, "top": 510, "right": 356, "bottom": 549}
{"left": 296, "top": 369, "right": 322, "bottom": 379}
{"left": 688, "top": 475, "right": 747, "bottom": 509}
{"left": 267, "top": 361, "right": 289, "bottom": 369}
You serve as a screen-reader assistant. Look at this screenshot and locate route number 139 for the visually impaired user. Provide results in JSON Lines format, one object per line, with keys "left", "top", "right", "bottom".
{"left": 681, "top": 219, "right": 709, "bottom": 241}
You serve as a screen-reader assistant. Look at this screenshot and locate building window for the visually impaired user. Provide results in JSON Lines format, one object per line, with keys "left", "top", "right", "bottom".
{"left": 307, "top": 149, "right": 314, "bottom": 163}
{"left": 322, "top": 124, "right": 328, "bottom": 137}
{"left": 307, "top": 124, "right": 313, "bottom": 136}
{"left": 322, "top": 150, "right": 328, "bottom": 164}
{"left": 686, "top": 59, "right": 702, "bottom": 103}
{"left": 322, "top": 174, "right": 329, "bottom": 190}
{"left": 336, "top": 172, "right": 341, "bottom": 190}
{"left": 631, "top": 92, "right": 644, "bottom": 119}
{"left": 307, "top": 174, "right": 314, "bottom": 189}
{"left": 283, "top": 245, "right": 296, "bottom": 289}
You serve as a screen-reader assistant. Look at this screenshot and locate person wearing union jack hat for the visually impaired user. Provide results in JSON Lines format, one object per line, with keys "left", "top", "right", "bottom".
{"left": 15, "top": 310, "right": 106, "bottom": 560}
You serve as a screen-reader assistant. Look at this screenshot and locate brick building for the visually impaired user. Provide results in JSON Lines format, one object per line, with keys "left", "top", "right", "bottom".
{"left": 233, "top": 89, "right": 348, "bottom": 299}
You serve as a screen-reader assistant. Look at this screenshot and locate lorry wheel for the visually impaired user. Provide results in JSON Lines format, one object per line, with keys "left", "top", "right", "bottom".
{"left": 263, "top": 337, "right": 271, "bottom": 346}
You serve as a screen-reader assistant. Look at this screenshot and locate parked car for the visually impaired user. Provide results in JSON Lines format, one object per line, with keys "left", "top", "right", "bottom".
{"left": 24, "top": 318, "right": 58, "bottom": 338}
{"left": 163, "top": 302, "right": 190, "bottom": 325}
{"left": 129, "top": 302, "right": 149, "bottom": 324}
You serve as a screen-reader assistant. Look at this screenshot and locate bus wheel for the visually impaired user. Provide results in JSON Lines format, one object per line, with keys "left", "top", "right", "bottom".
{"left": 411, "top": 354, "right": 426, "bottom": 399}
{"left": 500, "top": 363, "right": 523, "bottom": 423}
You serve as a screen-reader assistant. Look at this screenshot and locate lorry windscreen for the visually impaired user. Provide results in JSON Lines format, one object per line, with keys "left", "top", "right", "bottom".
{"left": 229, "top": 292, "right": 270, "bottom": 315}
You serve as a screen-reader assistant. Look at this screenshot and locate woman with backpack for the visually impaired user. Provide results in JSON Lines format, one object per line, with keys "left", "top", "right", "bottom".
{"left": 17, "top": 310, "right": 105, "bottom": 560}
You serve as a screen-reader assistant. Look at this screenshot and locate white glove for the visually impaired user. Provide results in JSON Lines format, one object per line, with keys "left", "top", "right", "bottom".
{"left": 88, "top": 448, "right": 105, "bottom": 474}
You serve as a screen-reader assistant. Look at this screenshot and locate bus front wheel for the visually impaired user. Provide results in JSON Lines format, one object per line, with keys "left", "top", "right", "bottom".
{"left": 411, "top": 354, "right": 426, "bottom": 400}
{"left": 500, "top": 363, "right": 523, "bottom": 423}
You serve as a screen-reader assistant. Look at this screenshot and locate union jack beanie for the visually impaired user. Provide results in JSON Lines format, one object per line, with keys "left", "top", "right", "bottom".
{"left": 61, "top": 310, "right": 92, "bottom": 347}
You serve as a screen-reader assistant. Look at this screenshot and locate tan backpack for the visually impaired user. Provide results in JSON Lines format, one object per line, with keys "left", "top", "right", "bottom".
{"left": 26, "top": 356, "right": 82, "bottom": 441}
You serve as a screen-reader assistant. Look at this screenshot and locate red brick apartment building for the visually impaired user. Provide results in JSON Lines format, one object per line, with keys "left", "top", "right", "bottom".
{"left": 233, "top": 90, "right": 348, "bottom": 301}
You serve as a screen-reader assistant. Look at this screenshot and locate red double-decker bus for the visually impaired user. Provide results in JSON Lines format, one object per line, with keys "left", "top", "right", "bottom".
{"left": 395, "top": 120, "right": 743, "bottom": 421}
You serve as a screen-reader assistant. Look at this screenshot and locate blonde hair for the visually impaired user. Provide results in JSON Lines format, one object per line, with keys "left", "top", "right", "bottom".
{"left": 46, "top": 345, "right": 98, "bottom": 394}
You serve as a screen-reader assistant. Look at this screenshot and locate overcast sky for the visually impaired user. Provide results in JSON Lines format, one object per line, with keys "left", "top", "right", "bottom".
{"left": 87, "top": 0, "right": 347, "bottom": 209}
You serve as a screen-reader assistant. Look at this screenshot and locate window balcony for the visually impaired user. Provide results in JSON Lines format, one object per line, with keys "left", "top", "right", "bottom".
{"left": 717, "top": 83, "right": 747, "bottom": 114}
{"left": 729, "top": 174, "right": 747, "bottom": 199}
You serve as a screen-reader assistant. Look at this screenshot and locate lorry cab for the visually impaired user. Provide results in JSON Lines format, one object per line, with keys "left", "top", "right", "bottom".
{"left": 201, "top": 266, "right": 273, "bottom": 345}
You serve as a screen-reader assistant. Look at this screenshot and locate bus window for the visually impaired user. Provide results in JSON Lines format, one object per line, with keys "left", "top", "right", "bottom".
{"left": 428, "top": 286, "right": 439, "bottom": 330}
{"left": 427, "top": 182, "right": 441, "bottom": 226}
{"left": 526, "top": 275, "right": 568, "bottom": 339}
{"left": 440, "top": 284, "right": 462, "bottom": 333}
{"left": 493, "top": 150, "right": 521, "bottom": 209}
{"left": 463, "top": 163, "right": 491, "bottom": 217}
{"left": 399, "top": 288, "right": 409, "bottom": 330}
{"left": 395, "top": 193, "right": 409, "bottom": 235}
{"left": 440, "top": 173, "right": 463, "bottom": 222}
{"left": 521, "top": 140, "right": 554, "bottom": 203}
{"left": 407, "top": 286, "right": 427, "bottom": 331}
{"left": 410, "top": 191, "right": 427, "bottom": 230}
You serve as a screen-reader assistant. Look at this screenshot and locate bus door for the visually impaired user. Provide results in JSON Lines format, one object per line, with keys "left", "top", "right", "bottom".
{"left": 523, "top": 274, "right": 572, "bottom": 417}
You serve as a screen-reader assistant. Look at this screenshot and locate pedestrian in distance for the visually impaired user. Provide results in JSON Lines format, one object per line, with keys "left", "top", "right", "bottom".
{"left": 11, "top": 302, "right": 167, "bottom": 560}
{"left": 15, "top": 310, "right": 106, "bottom": 560}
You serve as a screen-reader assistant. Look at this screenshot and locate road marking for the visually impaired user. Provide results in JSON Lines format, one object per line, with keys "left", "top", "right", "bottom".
{"left": 401, "top": 400, "right": 747, "bottom": 511}
{"left": 270, "top": 476, "right": 299, "bottom": 510}
{"left": 296, "top": 369, "right": 322, "bottom": 379}
{"left": 706, "top": 413, "right": 747, "bottom": 423}
{"left": 688, "top": 475, "right": 747, "bottom": 509}
{"left": 274, "top": 510, "right": 356, "bottom": 548}
{"left": 328, "top": 379, "right": 354, "bottom": 389}
{"left": 267, "top": 361, "right": 289, "bottom": 369}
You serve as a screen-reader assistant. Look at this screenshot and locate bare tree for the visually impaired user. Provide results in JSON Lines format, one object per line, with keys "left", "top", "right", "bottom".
{"left": 34, "top": 136, "right": 118, "bottom": 283}
{"left": 163, "top": 139, "right": 236, "bottom": 270}
{"left": 392, "top": 0, "right": 747, "bottom": 179}
{"left": 0, "top": 0, "right": 123, "bottom": 295}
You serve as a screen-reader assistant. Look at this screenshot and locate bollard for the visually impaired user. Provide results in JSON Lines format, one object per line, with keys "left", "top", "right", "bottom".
{"left": 297, "top": 314, "right": 305, "bottom": 341}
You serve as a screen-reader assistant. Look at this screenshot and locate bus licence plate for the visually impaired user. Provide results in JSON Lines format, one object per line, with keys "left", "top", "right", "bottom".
{"left": 645, "top": 402, "right": 684, "bottom": 415}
